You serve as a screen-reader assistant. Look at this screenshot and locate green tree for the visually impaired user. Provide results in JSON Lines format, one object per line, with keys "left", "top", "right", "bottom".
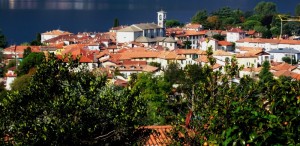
{"left": 30, "top": 33, "right": 43, "bottom": 46}
{"left": 258, "top": 61, "right": 273, "bottom": 85}
{"left": 10, "top": 73, "right": 32, "bottom": 91}
{"left": 212, "top": 34, "right": 225, "bottom": 41}
{"left": 0, "top": 54, "right": 149, "bottom": 145}
{"left": 212, "top": 7, "right": 233, "bottom": 19}
{"left": 207, "top": 15, "right": 221, "bottom": 29}
{"left": 191, "top": 10, "right": 208, "bottom": 24}
{"left": 131, "top": 73, "right": 173, "bottom": 125}
{"left": 183, "top": 41, "right": 192, "bottom": 49}
{"left": 113, "top": 18, "right": 120, "bottom": 27}
{"left": 232, "top": 9, "right": 245, "bottom": 23}
{"left": 282, "top": 56, "right": 297, "bottom": 65}
{"left": 165, "top": 19, "right": 182, "bottom": 28}
{"left": 149, "top": 62, "right": 161, "bottom": 70}
{"left": 164, "top": 62, "right": 184, "bottom": 85}
{"left": 3, "top": 60, "right": 16, "bottom": 77}
{"left": 282, "top": 21, "right": 300, "bottom": 36}
{"left": 16, "top": 52, "right": 45, "bottom": 76}
{"left": 0, "top": 29, "right": 7, "bottom": 49}
{"left": 23, "top": 47, "right": 32, "bottom": 58}
{"left": 243, "top": 20, "right": 262, "bottom": 30}
{"left": 270, "top": 26, "right": 280, "bottom": 37}
{"left": 254, "top": 25, "right": 272, "bottom": 38}
{"left": 171, "top": 48, "right": 300, "bottom": 145}
{"left": 254, "top": 1, "right": 277, "bottom": 16}
{"left": 295, "top": 3, "right": 300, "bottom": 16}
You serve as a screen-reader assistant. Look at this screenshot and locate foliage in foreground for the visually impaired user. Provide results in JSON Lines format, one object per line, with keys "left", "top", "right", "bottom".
{"left": 0, "top": 54, "right": 149, "bottom": 145}
{"left": 171, "top": 47, "right": 300, "bottom": 145}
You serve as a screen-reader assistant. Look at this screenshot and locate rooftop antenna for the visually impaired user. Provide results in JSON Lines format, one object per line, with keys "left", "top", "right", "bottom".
{"left": 277, "top": 15, "right": 300, "bottom": 39}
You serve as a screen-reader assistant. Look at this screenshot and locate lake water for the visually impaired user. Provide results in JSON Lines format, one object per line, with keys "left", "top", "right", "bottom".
{"left": 0, "top": 0, "right": 298, "bottom": 44}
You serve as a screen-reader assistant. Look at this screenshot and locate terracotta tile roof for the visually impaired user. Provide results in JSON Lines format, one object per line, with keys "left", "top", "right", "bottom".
{"left": 235, "top": 53, "right": 257, "bottom": 58}
{"left": 182, "top": 30, "right": 206, "bottom": 36}
{"left": 247, "top": 30, "right": 256, "bottom": 35}
{"left": 238, "top": 47, "right": 263, "bottom": 51}
{"left": 119, "top": 51, "right": 160, "bottom": 60}
{"left": 107, "top": 45, "right": 118, "bottom": 49}
{"left": 235, "top": 38, "right": 300, "bottom": 45}
{"left": 213, "top": 63, "right": 222, "bottom": 69}
{"left": 228, "top": 27, "right": 245, "bottom": 33}
{"left": 114, "top": 78, "right": 128, "bottom": 87}
{"left": 122, "top": 60, "right": 147, "bottom": 65}
{"left": 5, "top": 72, "right": 17, "bottom": 77}
{"left": 175, "top": 49, "right": 206, "bottom": 55}
{"left": 96, "top": 50, "right": 110, "bottom": 58}
{"left": 42, "top": 29, "right": 72, "bottom": 35}
{"left": 143, "top": 125, "right": 173, "bottom": 145}
{"left": 117, "top": 64, "right": 158, "bottom": 72}
{"left": 271, "top": 63, "right": 297, "bottom": 71}
{"left": 292, "top": 73, "right": 300, "bottom": 80}
{"left": 272, "top": 70, "right": 297, "bottom": 78}
{"left": 109, "top": 54, "right": 122, "bottom": 64}
{"left": 56, "top": 54, "right": 94, "bottom": 63}
{"left": 195, "top": 55, "right": 209, "bottom": 63}
{"left": 142, "top": 65, "right": 159, "bottom": 72}
{"left": 218, "top": 41, "right": 233, "bottom": 46}
{"left": 3, "top": 54, "right": 23, "bottom": 59}
{"left": 184, "top": 23, "right": 202, "bottom": 29}
{"left": 79, "top": 55, "right": 93, "bottom": 63}
{"left": 279, "top": 39, "right": 300, "bottom": 45}
{"left": 4, "top": 45, "right": 41, "bottom": 54}
{"left": 213, "top": 50, "right": 233, "bottom": 56}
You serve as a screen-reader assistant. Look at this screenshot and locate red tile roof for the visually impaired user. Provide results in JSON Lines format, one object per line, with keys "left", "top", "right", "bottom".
{"left": 218, "top": 41, "right": 233, "bottom": 46}
{"left": 236, "top": 38, "right": 300, "bottom": 45}
{"left": 4, "top": 46, "right": 41, "bottom": 54}
{"left": 175, "top": 49, "right": 206, "bottom": 55}
{"left": 122, "top": 60, "right": 147, "bottom": 65}
{"left": 235, "top": 53, "right": 257, "bottom": 58}
{"left": 213, "top": 50, "right": 233, "bottom": 56}
{"left": 5, "top": 72, "right": 17, "bottom": 77}
{"left": 271, "top": 63, "right": 297, "bottom": 71}
{"left": 228, "top": 27, "right": 245, "bottom": 33}
{"left": 247, "top": 30, "right": 256, "bottom": 35}
{"left": 143, "top": 125, "right": 173, "bottom": 145}
{"left": 114, "top": 78, "right": 128, "bottom": 87}
{"left": 42, "top": 29, "right": 72, "bottom": 35}
{"left": 184, "top": 23, "right": 202, "bottom": 29}
{"left": 272, "top": 70, "right": 297, "bottom": 78}
{"left": 195, "top": 55, "right": 209, "bottom": 63}
{"left": 117, "top": 64, "right": 158, "bottom": 72}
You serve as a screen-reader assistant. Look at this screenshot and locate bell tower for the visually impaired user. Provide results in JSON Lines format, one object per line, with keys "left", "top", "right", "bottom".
{"left": 157, "top": 10, "right": 167, "bottom": 28}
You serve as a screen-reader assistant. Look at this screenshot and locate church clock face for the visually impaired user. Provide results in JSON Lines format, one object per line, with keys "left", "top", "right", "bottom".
{"left": 159, "top": 14, "right": 162, "bottom": 20}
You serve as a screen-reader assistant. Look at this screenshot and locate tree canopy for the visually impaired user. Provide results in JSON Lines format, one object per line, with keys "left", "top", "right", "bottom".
{"left": 165, "top": 19, "right": 183, "bottom": 28}
{"left": 0, "top": 54, "right": 149, "bottom": 145}
{"left": 191, "top": 10, "right": 208, "bottom": 24}
{"left": 17, "top": 52, "right": 45, "bottom": 76}
{"left": 0, "top": 29, "right": 7, "bottom": 49}
{"left": 254, "top": 1, "right": 277, "bottom": 16}
{"left": 113, "top": 18, "right": 120, "bottom": 27}
{"left": 295, "top": 3, "right": 300, "bottom": 16}
{"left": 170, "top": 50, "right": 300, "bottom": 145}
